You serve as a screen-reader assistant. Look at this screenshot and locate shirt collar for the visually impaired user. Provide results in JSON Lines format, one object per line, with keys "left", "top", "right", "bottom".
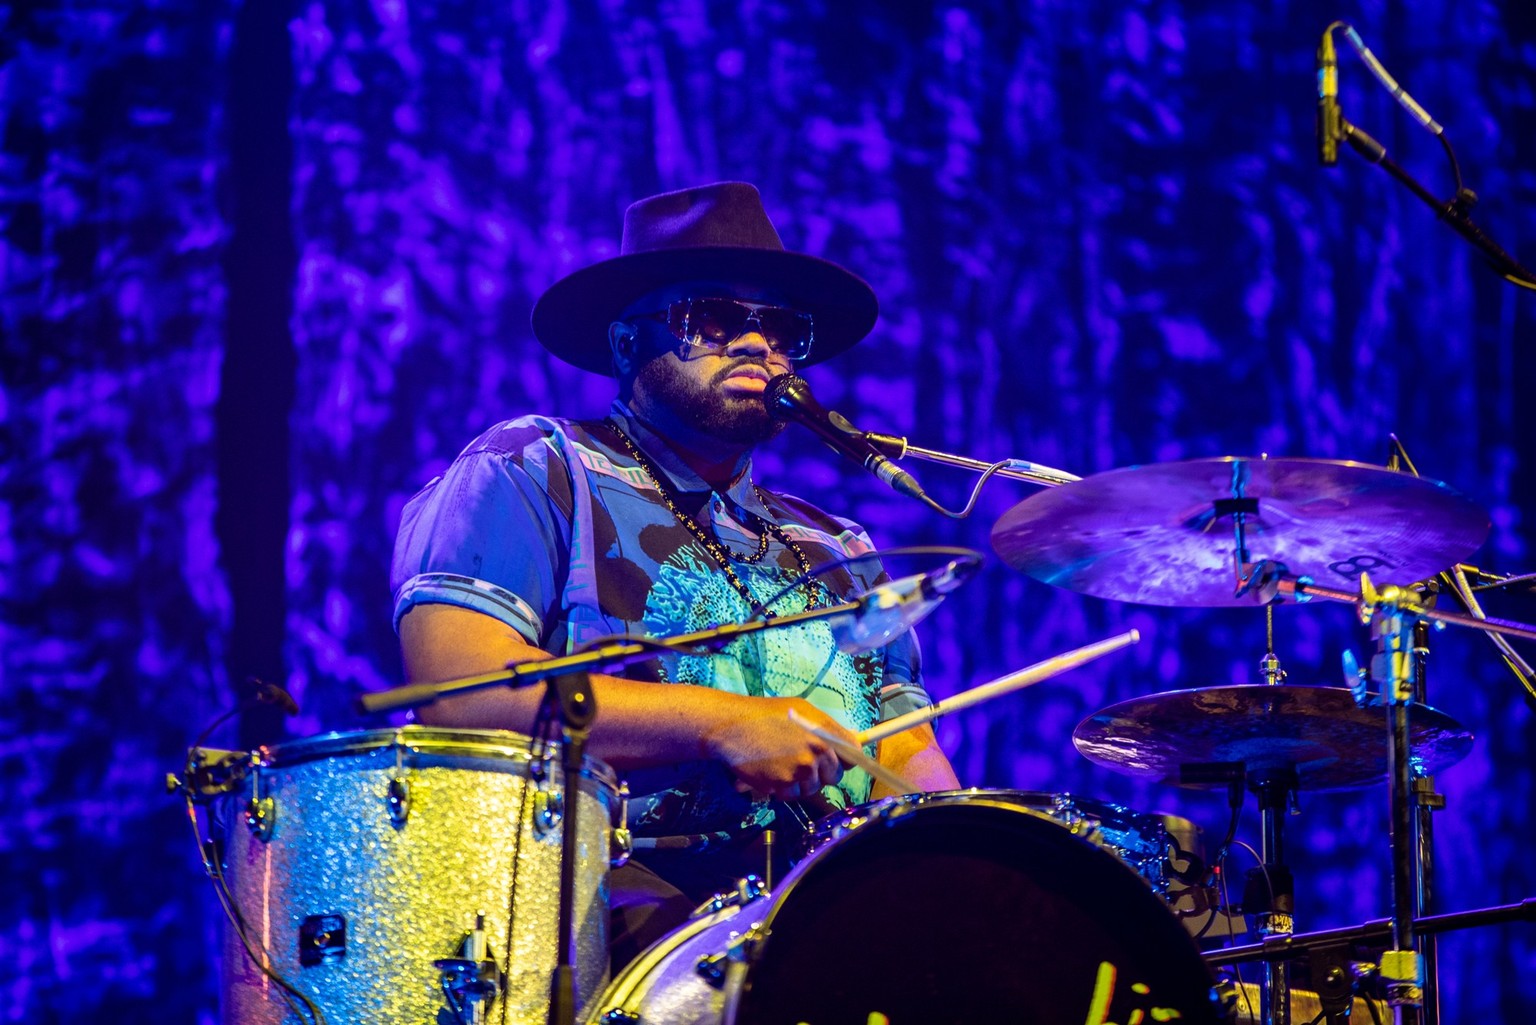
{"left": 608, "top": 401, "right": 774, "bottom": 519}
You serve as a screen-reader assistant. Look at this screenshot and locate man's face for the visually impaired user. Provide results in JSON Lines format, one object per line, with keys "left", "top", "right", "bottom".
{"left": 623, "top": 283, "right": 799, "bottom": 446}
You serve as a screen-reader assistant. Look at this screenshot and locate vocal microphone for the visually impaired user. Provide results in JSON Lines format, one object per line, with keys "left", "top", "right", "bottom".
{"left": 1317, "top": 26, "right": 1340, "bottom": 166}
{"left": 829, "top": 556, "right": 981, "bottom": 654}
{"left": 764, "top": 375, "right": 927, "bottom": 500}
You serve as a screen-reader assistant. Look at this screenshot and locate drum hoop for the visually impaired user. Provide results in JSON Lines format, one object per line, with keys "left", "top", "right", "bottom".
{"left": 817, "top": 788, "right": 1170, "bottom": 838}
{"left": 596, "top": 903, "right": 733, "bottom": 1015}
{"left": 255, "top": 725, "right": 621, "bottom": 793}
{"left": 768, "top": 795, "right": 1089, "bottom": 933}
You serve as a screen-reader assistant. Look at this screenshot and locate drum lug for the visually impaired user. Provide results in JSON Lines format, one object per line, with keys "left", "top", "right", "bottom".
{"left": 387, "top": 776, "right": 411, "bottom": 828}
{"left": 695, "top": 922, "right": 764, "bottom": 989}
{"left": 694, "top": 950, "right": 728, "bottom": 988}
{"left": 244, "top": 760, "right": 276, "bottom": 842}
{"left": 533, "top": 787, "right": 563, "bottom": 837}
{"left": 245, "top": 795, "right": 276, "bottom": 842}
{"left": 596, "top": 1011, "right": 640, "bottom": 1024}
{"left": 689, "top": 873, "right": 767, "bottom": 918}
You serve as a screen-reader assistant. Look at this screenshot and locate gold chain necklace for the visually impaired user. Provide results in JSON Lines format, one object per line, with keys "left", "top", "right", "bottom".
{"left": 606, "top": 422, "right": 816, "bottom": 616}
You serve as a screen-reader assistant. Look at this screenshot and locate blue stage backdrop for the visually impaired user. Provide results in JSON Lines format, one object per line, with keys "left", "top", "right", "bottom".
{"left": 3, "top": 1, "right": 1534, "bottom": 1021}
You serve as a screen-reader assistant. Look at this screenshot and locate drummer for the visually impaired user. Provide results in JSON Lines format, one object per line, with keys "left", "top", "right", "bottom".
{"left": 390, "top": 182, "right": 959, "bottom": 967}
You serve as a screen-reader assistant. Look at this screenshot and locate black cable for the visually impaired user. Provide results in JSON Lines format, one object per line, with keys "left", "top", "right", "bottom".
{"left": 913, "top": 459, "right": 1015, "bottom": 519}
{"left": 1193, "top": 789, "right": 1243, "bottom": 941}
{"left": 1216, "top": 853, "right": 1256, "bottom": 1024}
{"left": 1437, "top": 133, "right": 1464, "bottom": 197}
{"left": 1363, "top": 988, "right": 1386, "bottom": 1025}
{"left": 497, "top": 696, "right": 556, "bottom": 1025}
{"left": 184, "top": 787, "right": 325, "bottom": 1025}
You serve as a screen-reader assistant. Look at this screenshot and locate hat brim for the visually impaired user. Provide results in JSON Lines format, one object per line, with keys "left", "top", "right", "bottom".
{"left": 531, "top": 247, "right": 878, "bottom": 376}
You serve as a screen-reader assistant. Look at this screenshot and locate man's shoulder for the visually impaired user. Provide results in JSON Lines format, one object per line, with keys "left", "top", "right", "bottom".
{"left": 458, "top": 413, "right": 613, "bottom": 460}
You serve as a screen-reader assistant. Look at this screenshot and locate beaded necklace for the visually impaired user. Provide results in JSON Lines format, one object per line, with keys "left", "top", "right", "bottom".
{"left": 606, "top": 421, "right": 817, "bottom": 617}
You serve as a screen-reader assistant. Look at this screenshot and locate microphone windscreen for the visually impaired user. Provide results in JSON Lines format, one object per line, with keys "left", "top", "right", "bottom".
{"left": 764, "top": 373, "right": 813, "bottom": 421}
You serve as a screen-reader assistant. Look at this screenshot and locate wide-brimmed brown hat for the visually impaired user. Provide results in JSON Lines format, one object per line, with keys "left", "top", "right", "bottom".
{"left": 531, "top": 182, "right": 878, "bottom": 375}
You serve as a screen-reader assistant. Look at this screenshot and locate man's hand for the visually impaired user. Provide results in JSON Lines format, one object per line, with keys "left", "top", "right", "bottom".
{"left": 702, "top": 696, "right": 855, "bottom": 802}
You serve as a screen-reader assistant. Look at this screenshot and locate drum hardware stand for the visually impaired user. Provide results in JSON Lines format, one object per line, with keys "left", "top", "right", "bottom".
{"left": 1252, "top": 599, "right": 1298, "bottom": 1025}
{"left": 1241, "top": 769, "right": 1298, "bottom": 1025}
{"left": 1205, "top": 897, "right": 1536, "bottom": 968}
{"left": 542, "top": 670, "right": 596, "bottom": 1025}
{"left": 1221, "top": 496, "right": 1536, "bottom": 1025}
{"left": 1236, "top": 569, "right": 1536, "bottom": 1025}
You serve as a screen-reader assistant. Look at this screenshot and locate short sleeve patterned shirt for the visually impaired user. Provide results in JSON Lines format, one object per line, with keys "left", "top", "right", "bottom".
{"left": 390, "top": 401, "right": 927, "bottom": 839}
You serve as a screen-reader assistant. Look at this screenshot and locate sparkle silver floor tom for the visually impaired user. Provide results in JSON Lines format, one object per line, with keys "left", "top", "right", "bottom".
{"left": 219, "top": 726, "right": 619, "bottom": 1025}
{"left": 593, "top": 795, "right": 1220, "bottom": 1024}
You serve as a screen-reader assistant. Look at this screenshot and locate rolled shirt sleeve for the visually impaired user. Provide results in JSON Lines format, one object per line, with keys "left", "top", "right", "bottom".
{"left": 390, "top": 420, "right": 573, "bottom": 648}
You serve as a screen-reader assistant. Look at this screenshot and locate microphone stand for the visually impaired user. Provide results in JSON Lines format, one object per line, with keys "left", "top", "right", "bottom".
{"left": 358, "top": 599, "right": 867, "bottom": 716}
{"left": 1330, "top": 112, "right": 1536, "bottom": 287}
{"left": 358, "top": 598, "right": 876, "bottom": 1025}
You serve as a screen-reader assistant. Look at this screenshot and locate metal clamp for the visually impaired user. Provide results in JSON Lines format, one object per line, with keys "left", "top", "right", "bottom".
{"left": 611, "top": 782, "right": 632, "bottom": 867}
{"left": 434, "top": 912, "right": 503, "bottom": 1024}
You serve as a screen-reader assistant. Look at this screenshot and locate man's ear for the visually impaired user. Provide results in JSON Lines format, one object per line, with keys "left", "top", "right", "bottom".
{"left": 608, "top": 321, "right": 637, "bottom": 375}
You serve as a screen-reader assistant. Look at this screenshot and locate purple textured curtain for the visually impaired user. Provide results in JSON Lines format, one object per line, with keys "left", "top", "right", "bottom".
{"left": 3, "top": 1, "right": 1533, "bottom": 1020}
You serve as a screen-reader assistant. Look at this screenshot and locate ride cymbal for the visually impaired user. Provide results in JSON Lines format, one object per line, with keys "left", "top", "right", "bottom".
{"left": 991, "top": 457, "right": 1488, "bottom": 607}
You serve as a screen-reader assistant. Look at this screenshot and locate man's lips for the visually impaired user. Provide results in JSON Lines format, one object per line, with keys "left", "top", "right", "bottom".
{"left": 718, "top": 364, "right": 775, "bottom": 390}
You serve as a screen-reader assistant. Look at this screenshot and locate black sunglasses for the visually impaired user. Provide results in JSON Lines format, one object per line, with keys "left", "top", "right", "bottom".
{"left": 631, "top": 298, "right": 815, "bottom": 361}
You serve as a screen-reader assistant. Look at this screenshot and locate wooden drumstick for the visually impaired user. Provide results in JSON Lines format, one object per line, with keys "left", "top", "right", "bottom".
{"left": 786, "top": 707, "right": 920, "bottom": 795}
{"left": 855, "top": 629, "right": 1142, "bottom": 746}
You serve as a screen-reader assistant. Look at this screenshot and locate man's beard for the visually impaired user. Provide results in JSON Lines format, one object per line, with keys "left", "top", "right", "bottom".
{"left": 635, "top": 354, "right": 787, "bottom": 445}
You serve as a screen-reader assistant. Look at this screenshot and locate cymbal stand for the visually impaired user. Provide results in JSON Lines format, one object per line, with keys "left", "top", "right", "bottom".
{"left": 1366, "top": 591, "right": 1425, "bottom": 1022}
{"left": 1244, "top": 769, "right": 1299, "bottom": 1025}
{"left": 1230, "top": 505, "right": 1297, "bottom": 1025}
{"left": 1408, "top": 589, "right": 1445, "bottom": 1025}
{"left": 1244, "top": 571, "right": 1536, "bottom": 1023}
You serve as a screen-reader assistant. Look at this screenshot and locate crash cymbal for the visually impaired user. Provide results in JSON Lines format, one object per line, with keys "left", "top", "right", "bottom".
{"left": 1073, "top": 684, "right": 1473, "bottom": 791}
{"left": 991, "top": 457, "right": 1488, "bottom": 607}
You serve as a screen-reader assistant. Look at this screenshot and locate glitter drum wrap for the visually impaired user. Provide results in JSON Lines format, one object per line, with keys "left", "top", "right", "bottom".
{"left": 592, "top": 797, "right": 1220, "bottom": 1025}
{"left": 220, "top": 727, "right": 619, "bottom": 1025}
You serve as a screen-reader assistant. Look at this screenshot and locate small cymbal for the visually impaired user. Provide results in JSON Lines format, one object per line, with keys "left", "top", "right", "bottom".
{"left": 991, "top": 457, "right": 1488, "bottom": 607}
{"left": 1073, "top": 685, "right": 1473, "bottom": 791}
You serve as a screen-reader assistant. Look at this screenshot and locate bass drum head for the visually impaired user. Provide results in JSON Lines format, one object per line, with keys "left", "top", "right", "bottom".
{"left": 736, "top": 798, "right": 1220, "bottom": 1025}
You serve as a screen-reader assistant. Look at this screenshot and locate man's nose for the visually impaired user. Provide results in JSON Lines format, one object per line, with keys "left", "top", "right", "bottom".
{"left": 725, "top": 327, "right": 772, "bottom": 357}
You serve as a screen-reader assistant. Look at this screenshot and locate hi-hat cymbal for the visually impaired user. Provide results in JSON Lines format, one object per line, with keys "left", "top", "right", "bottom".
{"left": 1073, "top": 685, "right": 1473, "bottom": 791}
{"left": 990, "top": 457, "right": 1488, "bottom": 607}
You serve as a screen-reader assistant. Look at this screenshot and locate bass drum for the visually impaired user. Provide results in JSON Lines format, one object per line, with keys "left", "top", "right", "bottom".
{"left": 220, "top": 727, "right": 619, "bottom": 1025}
{"left": 807, "top": 789, "right": 1202, "bottom": 899}
{"left": 593, "top": 795, "right": 1222, "bottom": 1025}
